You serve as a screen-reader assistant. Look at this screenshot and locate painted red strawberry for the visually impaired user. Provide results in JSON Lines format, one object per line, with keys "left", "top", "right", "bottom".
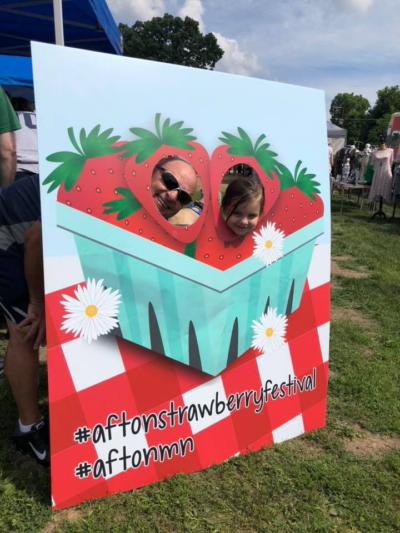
{"left": 123, "top": 113, "right": 210, "bottom": 244}
{"left": 44, "top": 126, "right": 186, "bottom": 253}
{"left": 210, "top": 129, "right": 281, "bottom": 242}
{"left": 188, "top": 134, "right": 323, "bottom": 270}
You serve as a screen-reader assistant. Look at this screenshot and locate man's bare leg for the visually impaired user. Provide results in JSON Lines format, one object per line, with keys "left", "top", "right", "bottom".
{"left": 4, "top": 317, "right": 42, "bottom": 425}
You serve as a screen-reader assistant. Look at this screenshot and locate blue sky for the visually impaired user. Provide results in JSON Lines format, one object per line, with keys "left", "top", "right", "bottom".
{"left": 107, "top": 0, "right": 400, "bottom": 113}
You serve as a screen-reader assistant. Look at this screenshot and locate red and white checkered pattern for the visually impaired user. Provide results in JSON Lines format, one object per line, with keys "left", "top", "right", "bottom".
{"left": 46, "top": 244, "right": 330, "bottom": 510}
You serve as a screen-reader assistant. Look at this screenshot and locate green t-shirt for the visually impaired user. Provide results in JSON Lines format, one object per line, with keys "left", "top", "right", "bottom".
{"left": 0, "top": 87, "right": 21, "bottom": 134}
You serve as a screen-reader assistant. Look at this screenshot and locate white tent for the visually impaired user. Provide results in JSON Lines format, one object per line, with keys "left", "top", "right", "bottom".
{"left": 327, "top": 122, "right": 347, "bottom": 153}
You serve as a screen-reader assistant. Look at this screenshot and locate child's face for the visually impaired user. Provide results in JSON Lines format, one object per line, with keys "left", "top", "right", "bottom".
{"left": 225, "top": 198, "right": 261, "bottom": 236}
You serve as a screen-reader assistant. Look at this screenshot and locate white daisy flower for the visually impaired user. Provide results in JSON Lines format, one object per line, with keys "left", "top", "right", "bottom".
{"left": 60, "top": 278, "right": 121, "bottom": 344}
{"left": 252, "top": 222, "right": 285, "bottom": 267}
{"left": 251, "top": 308, "right": 288, "bottom": 355}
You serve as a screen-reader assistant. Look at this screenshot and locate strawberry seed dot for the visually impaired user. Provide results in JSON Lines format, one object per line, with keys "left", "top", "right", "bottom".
{"left": 218, "top": 154, "right": 222, "bottom": 159}
{"left": 299, "top": 203, "right": 303, "bottom": 208}
{"left": 87, "top": 208, "right": 92, "bottom": 214}
{"left": 270, "top": 189, "right": 274, "bottom": 193}
{"left": 108, "top": 169, "right": 114, "bottom": 174}
{"left": 237, "top": 254, "right": 241, "bottom": 259}
{"left": 145, "top": 163, "right": 148, "bottom": 168}
{"left": 208, "top": 237, "right": 213, "bottom": 242}
{"left": 291, "top": 194, "right": 294, "bottom": 198}
{"left": 96, "top": 188, "right": 101, "bottom": 193}
{"left": 265, "top": 179, "right": 269, "bottom": 183}
{"left": 303, "top": 214, "right": 307, "bottom": 219}
{"left": 151, "top": 237, "right": 155, "bottom": 242}
{"left": 139, "top": 229, "right": 143, "bottom": 234}
{"left": 91, "top": 170, "right": 96, "bottom": 175}
{"left": 316, "top": 210, "right": 319, "bottom": 214}
{"left": 66, "top": 200, "right": 71, "bottom": 206}
{"left": 204, "top": 254, "right": 209, "bottom": 259}
{"left": 114, "top": 189, "right": 118, "bottom": 195}
{"left": 200, "top": 158, "right": 203, "bottom": 163}
{"left": 125, "top": 220, "right": 129, "bottom": 225}
{"left": 219, "top": 255, "right": 224, "bottom": 260}
{"left": 285, "top": 206, "right": 288, "bottom": 211}
{"left": 76, "top": 186, "right": 81, "bottom": 192}
{"left": 292, "top": 218, "right": 295, "bottom": 222}
{"left": 143, "top": 213, "right": 147, "bottom": 219}
{"left": 132, "top": 171, "right": 136, "bottom": 176}
{"left": 146, "top": 186, "right": 150, "bottom": 191}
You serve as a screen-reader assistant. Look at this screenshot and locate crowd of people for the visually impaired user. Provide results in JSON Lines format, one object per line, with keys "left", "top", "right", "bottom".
{"left": 0, "top": 85, "right": 266, "bottom": 469}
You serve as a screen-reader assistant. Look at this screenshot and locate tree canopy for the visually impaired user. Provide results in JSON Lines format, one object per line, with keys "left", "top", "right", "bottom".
{"left": 330, "top": 86, "right": 400, "bottom": 144}
{"left": 119, "top": 14, "right": 224, "bottom": 70}
{"left": 330, "top": 93, "right": 371, "bottom": 144}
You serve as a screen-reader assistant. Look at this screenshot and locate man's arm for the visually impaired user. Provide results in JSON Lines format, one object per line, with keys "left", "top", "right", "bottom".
{"left": 18, "top": 221, "right": 46, "bottom": 349}
{"left": 0, "top": 130, "right": 17, "bottom": 186}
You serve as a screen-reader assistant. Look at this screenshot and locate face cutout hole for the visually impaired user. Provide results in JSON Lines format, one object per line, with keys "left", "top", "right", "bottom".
{"left": 151, "top": 156, "right": 203, "bottom": 226}
{"left": 219, "top": 164, "right": 264, "bottom": 238}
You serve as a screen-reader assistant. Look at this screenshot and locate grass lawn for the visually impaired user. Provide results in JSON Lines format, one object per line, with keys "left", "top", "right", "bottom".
{"left": 0, "top": 195, "right": 399, "bottom": 532}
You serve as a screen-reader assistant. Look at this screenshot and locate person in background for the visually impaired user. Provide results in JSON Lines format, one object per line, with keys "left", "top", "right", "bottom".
{"left": 328, "top": 143, "right": 334, "bottom": 177}
{"left": 0, "top": 175, "right": 49, "bottom": 467}
{"left": 0, "top": 86, "right": 21, "bottom": 186}
{"left": 11, "top": 97, "right": 39, "bottom": 181}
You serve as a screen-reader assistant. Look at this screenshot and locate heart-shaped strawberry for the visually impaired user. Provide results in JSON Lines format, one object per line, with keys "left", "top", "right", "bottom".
{"left": 210, "top": 129, "right": 281, "bottom": 242}
{"left": 123, "top": 114, "right": 210, "bottom": 244}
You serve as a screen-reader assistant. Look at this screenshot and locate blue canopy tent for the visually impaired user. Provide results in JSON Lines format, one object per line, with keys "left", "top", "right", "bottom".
{"left": 0, "top": 0, "right": 122, "bottom": 93}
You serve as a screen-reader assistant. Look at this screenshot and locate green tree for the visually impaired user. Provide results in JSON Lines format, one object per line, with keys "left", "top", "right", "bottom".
{"left": 365, "top": 86, "right": 400, "bottom": 142}
{"left": 119, "top": 14, "right": 224, "bottom": 70}
{"left": 330, "top": 93, "right": 371, "bottom": 144}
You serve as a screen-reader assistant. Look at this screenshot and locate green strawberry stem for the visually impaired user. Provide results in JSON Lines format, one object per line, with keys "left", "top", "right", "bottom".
{"left": 102, "top": 188, "right": 142, "bottom": 220}
{"left": 122, "top": 113, "right": 197, "bottom": 163}
{"left": 43, "top": 125, "right": 121, "bottom": 193}
{"left": 219, "top": 128, "right": 321, "bottom": 199}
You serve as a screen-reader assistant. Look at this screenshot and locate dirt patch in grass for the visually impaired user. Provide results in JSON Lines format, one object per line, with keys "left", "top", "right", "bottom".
{"left": 333, "top": 255, "right": 353, "bottom": 261}
{"left": 345, "top": 433, "right": 400, "bottom": 457}
{"left": 40, "top": 509, "right": 84, "bottom": 533}
{"left": 331, "top": 260, "right": 369, "bottom": 279}
{"left": 331, "top": 307, "right": 371, "bottom": 329}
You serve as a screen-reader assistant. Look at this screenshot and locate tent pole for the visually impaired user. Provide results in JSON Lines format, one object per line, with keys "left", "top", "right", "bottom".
{"left": 53, "top": 0, "right": 65, "bottom": 46}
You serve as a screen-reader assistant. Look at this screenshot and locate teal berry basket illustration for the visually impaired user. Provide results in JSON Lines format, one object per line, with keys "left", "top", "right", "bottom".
{"left": 46, "top": 123, "right": 325, "bottom": 375}
{"left": 57, "top": 205, "right": 323, "bottom": 375}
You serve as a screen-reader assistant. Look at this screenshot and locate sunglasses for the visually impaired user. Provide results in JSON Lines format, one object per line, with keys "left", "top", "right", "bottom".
{"left": 157, "top": 166, "right": 193, "bottom": 206}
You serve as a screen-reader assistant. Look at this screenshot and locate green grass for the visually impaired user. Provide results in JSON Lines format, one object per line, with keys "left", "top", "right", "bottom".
{"left": 0, "top": 197, "right": 399, "bottom": 532}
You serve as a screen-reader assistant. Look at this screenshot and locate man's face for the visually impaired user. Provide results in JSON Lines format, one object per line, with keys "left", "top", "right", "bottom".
{"left": 151, "top": 160, "right": 197, "bottom": 219}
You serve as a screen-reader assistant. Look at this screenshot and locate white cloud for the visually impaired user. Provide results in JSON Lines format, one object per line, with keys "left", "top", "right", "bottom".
{"left": 213, "top": 32, "right": 261, "bottom": 77}
{"left": 107, "top": 0, "right": 165, "bottom": 23}
{"left": 178, "top": 0, "right": 205, "bottom": 32}
{"left": 338, "top": 0, "right": 374, "bottom": 11}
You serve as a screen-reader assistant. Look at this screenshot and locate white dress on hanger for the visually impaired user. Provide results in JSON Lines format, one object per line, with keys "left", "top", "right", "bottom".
{"left": 368, "top": 148, "right": 394, "bottom": 203}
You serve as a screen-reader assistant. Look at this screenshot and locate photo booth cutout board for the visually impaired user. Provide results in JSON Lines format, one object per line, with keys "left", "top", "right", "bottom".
{"left": 32, "top": 42, "right": 330, "bottom": 510}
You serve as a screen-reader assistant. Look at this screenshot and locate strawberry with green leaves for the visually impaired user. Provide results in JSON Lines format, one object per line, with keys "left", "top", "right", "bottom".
{"left": 209, "top": 128, "right": 281, "bottom": 242}
{"left": 45, "top": 125, "right": 187, "bottom": 253}
{"left": 191, "top": 128, "right": 323, "bottom": 270}
{"left": 123, "top": 113, "right": 210, "bottom": 244}
{"left": 264, "top": 160, "right": 323, "bottom": 236}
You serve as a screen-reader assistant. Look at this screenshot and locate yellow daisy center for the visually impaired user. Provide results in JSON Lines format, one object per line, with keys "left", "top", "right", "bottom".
{"left": 85, "top": 304, "right": 98, "bottom": 318}
{"left": 265, "top": 239, "right": 272, "bottom": 249}
{"left": 265, "top": 327, "right": 274, "bottom": 337}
